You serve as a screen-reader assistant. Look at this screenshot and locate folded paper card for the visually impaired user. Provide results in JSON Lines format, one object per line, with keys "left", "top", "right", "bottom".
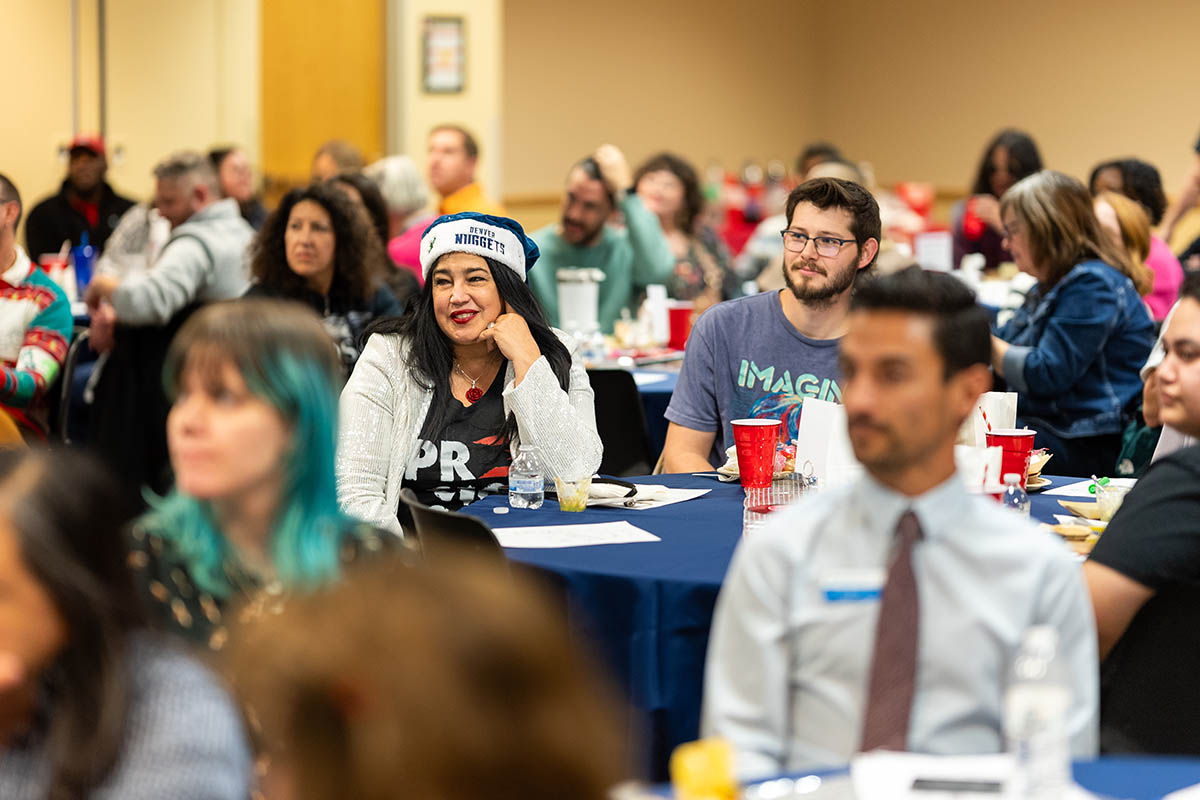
{"left": 492, "top": 520, "right": 661, "bottom": 549}
{"left": 794, "top": 398, "right": 861, "bottom": 491}
{"left": 957, "top": 391, "right": 1018, "bottom": 447}
{"left": 955, "top": 445, "right": 1003, "bottom": 489}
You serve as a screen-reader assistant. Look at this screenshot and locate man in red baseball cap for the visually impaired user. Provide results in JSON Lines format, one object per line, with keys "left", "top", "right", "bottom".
{"left": 24, "top": 135, "right": 135, "bottom": 260}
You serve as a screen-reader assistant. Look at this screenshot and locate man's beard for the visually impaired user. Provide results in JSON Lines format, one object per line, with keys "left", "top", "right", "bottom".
{"left": 781, "top": 256, "right": 858, "bottom": 307}
{"left": 562, "top": 216, "right": 605, "bottom": 246}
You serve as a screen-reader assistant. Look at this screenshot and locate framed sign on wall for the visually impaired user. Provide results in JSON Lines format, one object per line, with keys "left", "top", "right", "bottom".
{"left": 422, "top": 16, "right": 465, "bottom": 94}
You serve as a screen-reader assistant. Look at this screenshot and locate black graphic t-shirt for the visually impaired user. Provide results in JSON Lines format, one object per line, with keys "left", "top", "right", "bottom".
{"left": 402, "top": 367, "right": 512, "bottom": 515}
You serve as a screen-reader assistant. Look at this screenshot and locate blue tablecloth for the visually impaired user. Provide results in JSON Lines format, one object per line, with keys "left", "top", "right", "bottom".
{"left": 632, "top": 369, "right": 678, "bottom": 460}
{"left": 647, "top": 756, "right": 1200, "bottom": 798}
{"left": 465, "top": 473, "right": 1091, "bottom": 780}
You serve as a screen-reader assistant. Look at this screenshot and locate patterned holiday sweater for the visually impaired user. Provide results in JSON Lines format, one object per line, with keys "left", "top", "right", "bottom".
{"left": 0, "top": 247, "right": 72, "bottom": 436}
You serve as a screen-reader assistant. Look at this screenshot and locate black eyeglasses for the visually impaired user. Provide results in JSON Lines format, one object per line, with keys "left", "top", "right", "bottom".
{"left": 780, "top": 230, "right": 856, "bottom": 257}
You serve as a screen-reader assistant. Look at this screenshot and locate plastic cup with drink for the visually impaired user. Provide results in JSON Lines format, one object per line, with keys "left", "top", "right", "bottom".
{"left": 985, "top": 428, "right": 1036, "bottom": 490}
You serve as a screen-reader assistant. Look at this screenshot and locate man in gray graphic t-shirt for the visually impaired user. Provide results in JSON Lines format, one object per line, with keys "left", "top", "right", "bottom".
{"left": 663, "top": 178, "right": 880, "bottom": 470}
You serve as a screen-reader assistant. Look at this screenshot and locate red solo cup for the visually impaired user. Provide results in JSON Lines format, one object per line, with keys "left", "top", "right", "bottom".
{"left": 667, "top": 301, "right": 693, "bottom": 351}
{"left": 985, "top": 428, "right": 1036, "bottom": 490}
{"left": 732, "top": 418, "right": 780, "bottom": 490}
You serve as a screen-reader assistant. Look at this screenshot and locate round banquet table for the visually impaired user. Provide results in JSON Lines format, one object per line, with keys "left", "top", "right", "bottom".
{"left": 464, "top": 473, "right": 1092, "bottom": 780}
{"left": 644, "top": 756, "right": 1200, "bottom": 798}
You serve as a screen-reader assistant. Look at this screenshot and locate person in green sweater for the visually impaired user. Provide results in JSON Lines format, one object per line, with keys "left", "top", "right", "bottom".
{"left": 529, "top": 145, "right": 675, "bottom": 333}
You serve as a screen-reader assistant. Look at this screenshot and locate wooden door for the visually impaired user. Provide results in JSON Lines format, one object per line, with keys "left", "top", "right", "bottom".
{"left": 260, "top": 0, "right": 386, "bottom": 204}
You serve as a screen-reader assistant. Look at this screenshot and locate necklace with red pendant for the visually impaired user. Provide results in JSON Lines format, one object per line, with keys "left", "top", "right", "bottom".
{"left": 454, "top": 362, "right": 487, "bottom": 404}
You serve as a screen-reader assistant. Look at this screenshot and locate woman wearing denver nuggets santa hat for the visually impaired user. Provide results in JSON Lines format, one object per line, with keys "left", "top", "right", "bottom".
{"left": 336, "top": 212, "right": 601, "bottom": 535}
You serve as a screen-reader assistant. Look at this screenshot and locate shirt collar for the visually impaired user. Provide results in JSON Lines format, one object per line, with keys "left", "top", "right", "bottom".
{"left": 1, "top": 246, "right": 33, "bottom": 286}
{"left": 853, "top": 468, "right": 971, "bottom": 541}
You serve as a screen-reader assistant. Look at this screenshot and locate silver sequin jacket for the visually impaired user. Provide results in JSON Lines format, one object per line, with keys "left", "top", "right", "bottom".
{"left": 336, "top": 329, "right": 602, "bottom": 535}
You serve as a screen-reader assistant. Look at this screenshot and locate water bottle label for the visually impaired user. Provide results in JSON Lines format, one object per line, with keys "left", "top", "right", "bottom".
{"left": 510, "top": 477, "right": 542, "bottom": 493}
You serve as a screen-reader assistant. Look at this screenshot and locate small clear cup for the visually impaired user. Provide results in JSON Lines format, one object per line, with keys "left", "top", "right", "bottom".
{"left": 554, "top": 475, "right": 593, "bottom": 512}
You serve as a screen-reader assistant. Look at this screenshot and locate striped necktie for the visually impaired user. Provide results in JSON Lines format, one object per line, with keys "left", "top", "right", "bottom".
{"left": 860, "top": 508, "right": 923, "bottom": 753}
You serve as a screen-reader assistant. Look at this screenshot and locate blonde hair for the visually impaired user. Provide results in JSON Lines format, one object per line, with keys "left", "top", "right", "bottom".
{"left": 1094, "top": 191, "right": 1154, "bottom": 297}
{"left": 1000, "top": 170, "right": 1151, "bottom": 293}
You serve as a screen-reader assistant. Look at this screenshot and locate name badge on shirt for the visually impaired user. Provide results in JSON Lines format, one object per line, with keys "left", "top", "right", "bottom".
{"left": 820, "top": 568, "right": 885, "bottom": 603}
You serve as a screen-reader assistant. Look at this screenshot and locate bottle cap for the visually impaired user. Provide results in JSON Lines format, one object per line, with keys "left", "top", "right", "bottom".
{"left": 493, "top": 507, "right": 509, "bottom": 515}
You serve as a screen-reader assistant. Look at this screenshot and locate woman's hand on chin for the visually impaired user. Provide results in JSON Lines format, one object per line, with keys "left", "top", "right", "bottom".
{"left": 479, "top": 313, "right": 541, "bottom": 383}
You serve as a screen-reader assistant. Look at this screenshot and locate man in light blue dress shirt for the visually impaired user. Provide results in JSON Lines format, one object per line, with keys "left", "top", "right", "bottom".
{"left": 702, "top": 267, "right": 1099, "bottom": 778}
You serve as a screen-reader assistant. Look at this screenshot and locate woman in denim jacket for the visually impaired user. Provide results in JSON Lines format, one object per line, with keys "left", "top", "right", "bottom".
{"left": 992, "top": 171, "right": 1155, "bottom": 477}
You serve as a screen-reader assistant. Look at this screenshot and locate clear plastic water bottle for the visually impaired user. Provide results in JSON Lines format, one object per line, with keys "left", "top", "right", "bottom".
{"left": 509, "top": 445, "right": 544, "bottom": 509}
{"left": 1005, "top": 626, "right": 1072, "bottom": 800}
{"left": 1001, "top": 473, "right": 1030, "bottom": 517}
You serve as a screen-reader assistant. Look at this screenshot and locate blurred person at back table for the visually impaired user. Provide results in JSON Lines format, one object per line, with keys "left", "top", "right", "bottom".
{"left": 0, "top": 174, "right": 71, "bottom": 441}
{"left": 310, "top": 140, "right": 363, "bottom": 181}
{"left": 951, "top": 129, "right": 1043, "bottom": 271}
{"left": 363, "top": 155, "right": 434, "bottom": 284}
{"left": 528, "top": 145, "right": 674, "bottom": 332}
{"left": 1159, "top": 127, "right": 1200, "bottom": 257}
{"left": 326, "top": 172, "right": 420, "bottom": 309}
{"left": 662, "top": 178, "right": 879, "bottom": 472}
{"left": 427, "top": 125, "right": 504, "bottom": 216}
{"left": 24, "top": 135, "right": 135, "bottom": 260}
{"left": 635, "top": 152, "right": 737, "bottom": 310}
{"left": 227, "top": 557, "right": 627, "bottom": 800}
{"left": 245, "top": 183, "right": 403, "bottom": 374}
{"left": 209, "top": 146, "right": 268, "bottom": 230}
{"left": 1089, "top": 158, "right": 1184, "bottom": 321}
{"left": 991, "top": 170, "right": 1155, "bottom": 477}
{"left": 1084, "top": 271, "right": 1200, "bottom": 755}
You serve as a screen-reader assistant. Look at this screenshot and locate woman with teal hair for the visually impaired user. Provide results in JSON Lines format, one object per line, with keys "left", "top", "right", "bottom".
{"left": 127, "top": 298, "right": 392, "bottom": 652}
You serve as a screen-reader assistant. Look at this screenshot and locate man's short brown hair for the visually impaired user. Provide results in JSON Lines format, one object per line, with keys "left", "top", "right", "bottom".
{"left": 785, "top": 177, "right": 882, "bottom": 267}
{"left": 430, "top": 125, "right": 479, "bottom": 160}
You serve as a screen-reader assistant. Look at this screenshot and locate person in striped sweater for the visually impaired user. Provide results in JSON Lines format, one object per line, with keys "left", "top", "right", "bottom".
{"left": 0, "top": 174, "right": 71, "bottom": 440}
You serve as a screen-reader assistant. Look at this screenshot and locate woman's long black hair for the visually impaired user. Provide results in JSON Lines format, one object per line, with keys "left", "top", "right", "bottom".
{"left": 0, "top": 448, "right": 141, "bottom": 799}
{"left": 369, "top": 256, "right": 572, "bottom": 443}
{"left": 970, "top": 129, "right": 1043, "bottom": 197}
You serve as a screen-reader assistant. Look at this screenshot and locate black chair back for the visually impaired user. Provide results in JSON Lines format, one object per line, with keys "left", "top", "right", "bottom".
{"left": 587, "top": 368, "right": 655, "bottom": 477}
{"left": 398, "top": 488, "right": 506, "bottom": 563}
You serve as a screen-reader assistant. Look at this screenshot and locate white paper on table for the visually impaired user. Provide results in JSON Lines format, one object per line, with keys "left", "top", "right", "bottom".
{"left": 794, "top": 398, "right": 860, "bottom": 491}
{"left": 631, "top": 371, "right": 670, "bottom": 387}
{"left": 957, "top": 392, "right": 1018, "bottom": 447}
{"left": 913, "top": 230, "right": 954, "bottom": 272}
{"left": 955, "top": 445, "right": 1003, "bottom": 488}
{"left": 852, "top": 751, "right": 1012, "bottom": 800}
{"left": 1165, "top": 781, "right": 1200, "bottom": 799}
{"left": 492, "top": 520, "right": 660, "bottom": 549}
{"left": 1042, "top": 478, "right": 1137, "bottom": 497}
{"left": 587, "top": 486, "right": 709, "bottom": 510}
{"left": 850, "top": 751, "right": 1099, "bottom": 800}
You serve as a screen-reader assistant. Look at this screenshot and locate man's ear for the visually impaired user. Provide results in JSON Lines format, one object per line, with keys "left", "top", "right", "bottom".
{"left": 951, "top": 363, "right": 994, "bottom": 420}
{"left": 857, "top": 238, "right": 880, "bottom": 270}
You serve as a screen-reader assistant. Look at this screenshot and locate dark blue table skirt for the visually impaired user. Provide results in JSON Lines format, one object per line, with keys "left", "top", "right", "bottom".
{"left": 466, "top": 473, "right": 1090, "bottom": 780}
{"left": 647, "top": 756, "right": 1200, "bottom": 798}
{"left": 632, "top": 369, "right": 678, "bottom": 460}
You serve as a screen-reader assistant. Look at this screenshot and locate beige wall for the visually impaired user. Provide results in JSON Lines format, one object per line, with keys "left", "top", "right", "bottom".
{"left": 4, "top": 0, "right": 259, "bottom": 245}
{"left": 106, "top": 0, "right": 259, "bottom": 200}
{"left": 5, "top": 2, "right": 80, "bottom": 246}
{"left": 502, "top": 0, "right": 816, "bottom": 202}
{"left": 809, "top": 1, "right": 1200, "bottom": 197}
{"left": 389, "top": 0, "right": 504, "bottom": 203}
